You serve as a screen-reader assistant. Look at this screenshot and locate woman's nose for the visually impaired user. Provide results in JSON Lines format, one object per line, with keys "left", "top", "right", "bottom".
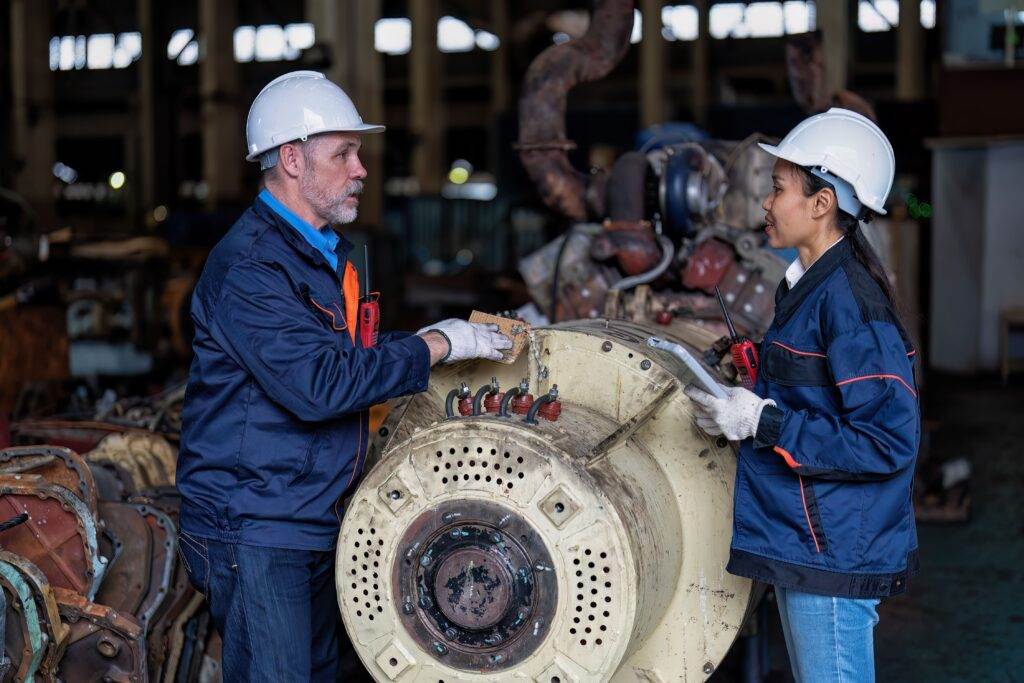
{"left": 762, "top": 194, "right": 771, "bottom": 212}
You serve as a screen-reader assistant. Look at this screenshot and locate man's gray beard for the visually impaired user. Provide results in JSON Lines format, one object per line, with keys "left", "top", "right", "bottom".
{"left": 300, "top": 172, "right": 362, "bottom": 226}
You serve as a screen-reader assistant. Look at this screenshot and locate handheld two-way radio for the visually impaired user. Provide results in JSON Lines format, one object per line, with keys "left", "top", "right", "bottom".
{"left": 714, "top": 285, "right": 759, "bottom": 388}
{"left": 359, "top": 244, "right": 380, "bottom": 348}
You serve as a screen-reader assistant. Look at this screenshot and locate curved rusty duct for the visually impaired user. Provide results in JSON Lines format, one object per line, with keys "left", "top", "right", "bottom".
{"left": 517, "top": 0, "right": 636, "bottom": 221}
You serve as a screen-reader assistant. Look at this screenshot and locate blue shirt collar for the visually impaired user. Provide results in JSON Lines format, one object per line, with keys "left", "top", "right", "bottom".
{"left": 258, "top": 189, "right": 340, "bottom": 271}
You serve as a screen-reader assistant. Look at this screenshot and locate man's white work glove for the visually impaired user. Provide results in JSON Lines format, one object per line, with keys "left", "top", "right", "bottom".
{"left": 416, "top": 319, "right": 512, "bottom": 364}
{"left": 683, "top": 383, "right": 775, "bottom": 442}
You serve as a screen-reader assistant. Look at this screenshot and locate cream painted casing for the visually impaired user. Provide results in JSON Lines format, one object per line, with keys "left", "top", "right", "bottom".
{"left": 337, "top": 320, "right": 754, "bottom": 682}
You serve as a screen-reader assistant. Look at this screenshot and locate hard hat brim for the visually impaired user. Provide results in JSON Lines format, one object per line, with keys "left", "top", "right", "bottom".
{"left": 245, "top": 122, "right": 386, "bottom": 162}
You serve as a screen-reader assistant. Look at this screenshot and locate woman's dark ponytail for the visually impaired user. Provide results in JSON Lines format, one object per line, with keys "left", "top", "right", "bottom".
{"left": 798, "top": 167, "right": 899, "bottom": 309}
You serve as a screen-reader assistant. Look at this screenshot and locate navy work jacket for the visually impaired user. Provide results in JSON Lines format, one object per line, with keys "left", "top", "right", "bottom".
{"left": 177, "top": 195, "right": 430, "bottom": 550}
{"left": 729, "top": 237, "right": 921, "bottom": 598}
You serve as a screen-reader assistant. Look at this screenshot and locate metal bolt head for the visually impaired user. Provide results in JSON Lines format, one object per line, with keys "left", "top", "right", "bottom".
{"left": 703, "top": 662, "right": 714, "bottom": 674}
{"left": 601, "top": 341, "right": 613, "bottom": 352}
{"left": 640, "top": 359, "right": 652, "bottom": 370}
{"left": 389, "top": 489, "right": 402, "bottom": 500}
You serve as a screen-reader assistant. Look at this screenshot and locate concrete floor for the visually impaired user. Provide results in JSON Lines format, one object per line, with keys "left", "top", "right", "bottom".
{"left": 874, "top": 374, "right": 1024, "bottom": 682}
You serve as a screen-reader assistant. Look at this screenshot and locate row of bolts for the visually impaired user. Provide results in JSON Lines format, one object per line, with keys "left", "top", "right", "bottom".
{"left": 444, "top": 378, "right": 561, "bottom": 424}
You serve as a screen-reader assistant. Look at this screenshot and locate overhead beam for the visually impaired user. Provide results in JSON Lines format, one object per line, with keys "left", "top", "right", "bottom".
{"left": 10, "top": 0, "right": 56, "bottom": 227}
{"left": 199, "top": 0, "right": 244, "bottom": 208}
{"left": 138, "top": 0, "right": 170, "bottom": 219}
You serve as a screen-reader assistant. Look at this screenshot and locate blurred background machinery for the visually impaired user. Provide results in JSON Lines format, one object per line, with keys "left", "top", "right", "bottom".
{"left": 339, "top": 320, "right": 755, "bottom": 681}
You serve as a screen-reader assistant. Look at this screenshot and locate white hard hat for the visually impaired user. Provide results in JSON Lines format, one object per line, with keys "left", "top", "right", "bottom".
{"left": 758, "top": 107, "right": 894, "bottom": 216}
{"left": 245, "top": 70, "right": 384, "bottom": 168}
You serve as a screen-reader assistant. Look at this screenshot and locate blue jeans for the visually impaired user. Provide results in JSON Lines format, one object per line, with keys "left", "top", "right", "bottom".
{"left": 775, "top": 587, "right": 880, "bottom": 682}
{"left": 177, "top": 532, "right": 341, "bottom": 682}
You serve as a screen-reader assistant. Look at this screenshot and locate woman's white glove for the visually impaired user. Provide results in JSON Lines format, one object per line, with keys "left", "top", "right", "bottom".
{"left": 683, "top": 383, "right": 775, "bottom": 442}
{"left": 416, "top": 319, "right": 511, "bottom": 363}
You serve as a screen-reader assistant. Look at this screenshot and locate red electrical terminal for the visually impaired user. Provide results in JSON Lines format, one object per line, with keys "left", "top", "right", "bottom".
{"left": 485, "top": 392, "right": 505, "bottom": 413}
{"left": 538, "top": 399, "right": 562, "bottom": 422}
{"left": 655, "top": 310, "right": 673, "bottom": 326}
{"left": 511, "top": 393, "right": 535, "bottom": 415}
{"left": 458, "top": 395, "right": 473, "bottom": 416}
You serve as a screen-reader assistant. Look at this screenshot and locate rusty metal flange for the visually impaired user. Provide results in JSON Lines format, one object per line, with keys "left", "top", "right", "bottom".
{"left": 0, "top": 444, "right": 101, "bottom": 518}
{"left": 0, "top": 551, "right": 70, "bottom": 678}
{"left": 95, "top": 501, "right": 155, "bottom": 618}
{"left": 0, "top": 475, "right": 106, "bottom": 599}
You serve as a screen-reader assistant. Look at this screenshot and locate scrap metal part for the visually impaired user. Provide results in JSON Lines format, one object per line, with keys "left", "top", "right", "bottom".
{"left": 0, "top": 560, "right": 46, "bottom": 681}
{"left": 0, "top": 445, "right": 100, "bottom": 518}
{"left": 86, "top": 431, "right": 177, "bottom": 490}
{"left": 54, "top": 587, "right": 147, "bottom": 683}
{"left": 0, "top": 475, "right": 106, "bottom": 599}
{"left": 339, "top": 320, "right": 754, "bottom": 681}
{"left": 0, "top": 551, "right": 70, "bottom": 679}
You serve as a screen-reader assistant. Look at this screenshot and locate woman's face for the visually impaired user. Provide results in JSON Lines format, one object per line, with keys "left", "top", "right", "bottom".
{"left": 762, "top": 159, "right": 819, "bottom": 249}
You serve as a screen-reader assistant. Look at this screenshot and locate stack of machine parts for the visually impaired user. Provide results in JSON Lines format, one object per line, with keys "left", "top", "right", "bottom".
{"left": 338, "top": 319, "right": 757, "bottom": 681}
{"left": 0, "top": 430, "right": 222, "bottom": 682}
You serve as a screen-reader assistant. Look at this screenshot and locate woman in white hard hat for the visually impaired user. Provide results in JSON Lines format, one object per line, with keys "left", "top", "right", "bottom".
{"left": 685, "top": 109, "right": 920, "bottom": 681}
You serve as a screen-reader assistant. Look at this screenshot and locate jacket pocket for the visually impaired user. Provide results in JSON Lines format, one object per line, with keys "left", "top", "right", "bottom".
{"left": 762, "top": 340, "right": 831, "bottom": 387}
{"left": 797, "top": 475, "right": 829, "bottom": 554}
{"left": 290, "top": 431, "right": 320, "bottom": 485}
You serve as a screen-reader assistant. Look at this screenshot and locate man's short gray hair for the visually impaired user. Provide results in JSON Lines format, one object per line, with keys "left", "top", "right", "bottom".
{"left": 259, "top": 136, "right": 325, "bottom": 174}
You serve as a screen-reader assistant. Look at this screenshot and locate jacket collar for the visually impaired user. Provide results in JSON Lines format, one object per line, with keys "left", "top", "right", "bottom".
{"left": 253, "top": 193, "right": 353, "bottom": 276}
{"left": 773, "top": 236, "right": 853, "bottom": 328}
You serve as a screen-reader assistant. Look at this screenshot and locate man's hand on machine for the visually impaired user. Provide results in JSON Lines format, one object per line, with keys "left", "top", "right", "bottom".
{"left": 417, "top": 319, "right": 512, "bottom": 366}
{"left": 684, "top": 383, "right": 776, "bottom": 442}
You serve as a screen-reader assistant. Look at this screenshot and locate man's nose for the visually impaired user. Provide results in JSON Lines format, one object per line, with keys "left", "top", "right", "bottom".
{"left": 351, "top": 154, "right": 367, "bottom": 181}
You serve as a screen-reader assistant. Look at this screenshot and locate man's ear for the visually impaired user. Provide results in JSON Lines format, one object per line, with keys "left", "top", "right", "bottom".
{"left": 811, "top": 188, "right": 836, "bottom": 220}
{"left": 277, "top": 143, "right": 304, "bottom": 180}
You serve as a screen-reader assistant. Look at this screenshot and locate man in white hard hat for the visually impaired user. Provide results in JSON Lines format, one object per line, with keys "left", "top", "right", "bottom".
{"left": 176, "top": 71, "right": 510, "bottom": 681}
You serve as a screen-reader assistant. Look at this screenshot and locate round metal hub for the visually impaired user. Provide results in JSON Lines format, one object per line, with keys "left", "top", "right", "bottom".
{"left": 392, "top": 499, "right": 557, "bottom": 671}
{"left": 433, "top": 547, "right": 512, "bottom": 630}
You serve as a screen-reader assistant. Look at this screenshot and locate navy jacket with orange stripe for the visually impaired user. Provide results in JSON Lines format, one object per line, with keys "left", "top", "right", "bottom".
{"left": 177, "top": 195, "right": 430, "bottom": 551}
{"left": 729, "top": 237, "right": 921, "bottom": 598}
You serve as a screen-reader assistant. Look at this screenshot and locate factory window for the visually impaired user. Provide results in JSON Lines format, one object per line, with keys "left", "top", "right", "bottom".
{"left": 662, "top": 5, "right": 698, "bottom": 41}
{"left": 233, "top": 24, "right": 316, "bottom": 62}
{"left": 707, "top": 2, "right": 815, "bottom": 39}
{"left": 373, "top": 16, "right": 500, "bottom": 54}
{"left": 48, "top": 32, "right": 141, "bottom": 71}
{"left": 858, "top": 0, "right": 936, "bottom": 32}
{"left": 168, "top": 29, "right": 199, "bottom": 65}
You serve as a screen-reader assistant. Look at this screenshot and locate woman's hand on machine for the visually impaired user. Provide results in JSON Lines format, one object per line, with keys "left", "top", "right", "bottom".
{"left": 684, "top": 383, "right": 776, "bottom": 442}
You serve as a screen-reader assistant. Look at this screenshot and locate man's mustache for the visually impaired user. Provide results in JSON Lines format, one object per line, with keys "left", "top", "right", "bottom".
{"left": 343, "top": 180, "right": 363, "bottom": 197}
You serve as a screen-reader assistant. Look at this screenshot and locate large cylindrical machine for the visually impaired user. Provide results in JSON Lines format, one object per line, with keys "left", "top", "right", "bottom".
{"left": 337, "top": 320, "right": 754, "bottom": 681}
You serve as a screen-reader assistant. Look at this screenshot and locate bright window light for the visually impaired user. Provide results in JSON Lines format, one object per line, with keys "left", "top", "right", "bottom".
{"left": 59, "top": 36, "right": 76, "bottom": 70}
{"left": 710, "top": 3, "right": 748, "bottom": 39}
{"left": 113, "top": 32, "right": 142, "bottom": 68}
{"left": 783, "top": 1, "right": 813, "bottom": 34}
{"left": 631, "top": 8, "right": 642, "bottom": 43}
{"left": 167, "top": 29, "right": 194, "bottom": 59}
{"left": 476, "top": 30, "right": 500, "bottom": 51}
{"left": 75, "top": 35, "right": 87, "bottom": 69}
{"left": 178, "top": 41, "right": 199, "bottom": 65}
{"left": 662, "top": 5, "right": 698, "bottom": 41}
{"left": 920, "top": 0, "right": 936, "bottom": 29}
{"left": 87, "top": 34, "right": 115, "bottom": 69}
{"left": 285, "top": 23, "right": 315, "bottom": 52}
{"left": 234, "top": 26, "right": 256, "bottom": 62}
{"left": 858, "top": 0, "right": 898, "bottom": 32}
{"left": 746, "top": 2, "right": 784, "bottom": 37}
{"left": 375, "top": 18, "right": 411, "bottom": 55}
{"left": 255, "top": 25, "right": 287, "bottom": 61}
{"left": 438, "top": 16, "right": 475, "bottom": 52}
